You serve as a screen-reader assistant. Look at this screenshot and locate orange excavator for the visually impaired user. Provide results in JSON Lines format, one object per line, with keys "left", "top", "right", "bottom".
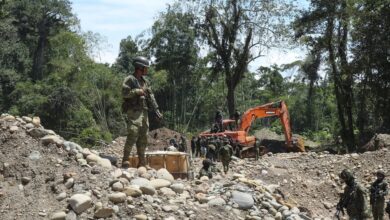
{"left": 199, "top": 100, "right": 305, "bottom": 157}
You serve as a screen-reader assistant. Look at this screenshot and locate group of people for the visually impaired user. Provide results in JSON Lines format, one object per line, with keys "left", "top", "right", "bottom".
{"left": 191, "top": 135, "right": 236, "bottom": 173}
{"left": 164, "top": 136, "right": 187, "bottom": 152}
{"left": 337, "top": 169, "right": 389, "bottom": 220}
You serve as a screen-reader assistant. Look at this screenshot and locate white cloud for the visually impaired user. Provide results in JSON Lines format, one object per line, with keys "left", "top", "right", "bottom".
{"left": 71, "top": 0, "right": 173, "bottom": 64}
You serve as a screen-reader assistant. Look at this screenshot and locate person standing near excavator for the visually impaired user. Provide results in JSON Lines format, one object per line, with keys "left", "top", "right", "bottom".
{"left": 121, "top": 56, "right": 162, "bottom": 168}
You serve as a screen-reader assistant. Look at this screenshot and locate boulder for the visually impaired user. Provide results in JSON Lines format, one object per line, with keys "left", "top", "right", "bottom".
{"left": 208, "top": 197, "right": 226, "bottom": 207}
{"left": 86, "top": 154, "right": 100, "bottom": 163}
{"left": 97, "top": 158, "right": 112, "bottom": 168}
{"left": 150, "top": 179, "right": 171, "bottom": 189}
{"left": 159, "top": 187, "right": 176, "bottom": 197}
{"left": 50, "top": 211, "right": 66, "bottom": 220}
{"left": 134, "top": 214, "right": 148, "bottom": 220}
{"left": 9, "top": 126, "right": 18, "bottom": 132}
{"left": 94, "top": 207, "right": 114, "bottom": 218}
{"left": 32, "top": 116, "right": 41, "bottom": 127}
{"left": 22, "top": 116, "right": 32, "bottom": 123}
{"left": 108, "top": 192, "right": 127, "bottom": 203}
{"left": 140, "top": 185, "right": 156, "bottom": 195}
{"left": 68, "top": 194, "right": 92, "bottom": 214}
{"left": 170, "top": 183, "right": 184, "bottom": 194}
{"left": 157, "top": 168, "right": 174, "bottom": 182}
{"left": 112, "top": 181, "right": 124, "bottom": 191}
{"left": 195, "top": 193, "right": 209, "bottom": 203}
{"left": 124, "top": 185, "right": 143, "bottom": 197}
{"left": 130, "top": 178, "right": 151, "bottom": 187}
{"left": 231, "top": 191, "right": 254, "bottom": 210}
{"left": 41, "top": 135, "right": 63, "bottom": 146}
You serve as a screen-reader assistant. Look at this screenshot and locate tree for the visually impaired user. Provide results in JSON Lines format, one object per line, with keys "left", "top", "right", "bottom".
{"left": 294, "top": 0, "right": 356, "bottom": 151}
{"left": 148, "top": 4, "right": 199, "bottom": 130}
{"left": 10, "top": 0, "right": 75, "bottom": 80}
{"left": 190, "top": 0, "right": 295, "bottom": 117}
{"left": 351, "top": 0, "right": 390, "bottom": 144}
{"left": 114, "top": 36, "right": 139, "bottom": 75}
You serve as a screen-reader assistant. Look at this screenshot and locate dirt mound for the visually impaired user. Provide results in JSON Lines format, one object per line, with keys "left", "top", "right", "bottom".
{"left": 361, "top": 133, "right": 390, "bottom": 152}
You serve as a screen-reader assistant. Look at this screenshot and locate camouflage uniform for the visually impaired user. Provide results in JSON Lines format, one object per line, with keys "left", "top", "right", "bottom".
{"left": 122, "top": 74, "right": 159, "bottom": 167}
{"left": 338, "top": 169, "right": 371, "bottom": 220}
{"left": 198, "top": 159, "right": 213, "bottom": 179}
{"left": 218, "top": 143, "right": 233, "bottom": 173}
{"left": 386, "top": 200, "right": 390, "bottom": 219}
{"left": 370, "top": 171, "right": 388, "bottom": 220}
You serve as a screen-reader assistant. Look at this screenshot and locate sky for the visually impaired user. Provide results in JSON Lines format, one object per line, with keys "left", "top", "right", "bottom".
{"left": 71, "top": 0, "right": 306, "bottom": 71}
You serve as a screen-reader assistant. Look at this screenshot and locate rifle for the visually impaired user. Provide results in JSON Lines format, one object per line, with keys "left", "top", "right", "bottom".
{"left": 143, "top": 88, "right": 163, "bottom": 121}
{"left": 335, "top": 202, "right": 345, "bottom": 220}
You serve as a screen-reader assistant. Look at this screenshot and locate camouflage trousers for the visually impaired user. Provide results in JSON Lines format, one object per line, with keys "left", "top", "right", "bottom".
{"left": 371, "top": 198, "right": 385, "bottom": 220}
{"left": 123, "top": 109, "right": 149, "bottom": 167}
{"left": 221, "top": 157, "right": 231, "bottom": 173}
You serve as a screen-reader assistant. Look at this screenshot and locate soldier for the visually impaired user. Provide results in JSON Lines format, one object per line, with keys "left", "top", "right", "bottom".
{"left": 179, "top": 135, "right": 187, "bottom": 152}
{"left": 195, "top": 136, "right": 201, "bottom": 157}
{"left": 191, "top": 136, "right": 196, "bottom": 156}
{"left": 198, "top": 159, "right": 213, "bottom": 179}
{"left": 386, "top": 200, "right": 390, "bottom": 219}
{"left": 218, "top": 140, "right": 234, "bottom": 174}
{"left": 214, "top": 109, "right": 223, "bottom": 132}
{"left": 206, "top": 141, "right": 217, "bottom": 162}
{"left": 336, "top": 169, "right": 371, "bottom": 220}
{"left": 121, "top": 56, "right": 162, "bottom": 168}
{"left": 370, "top": 170, "right": 388, "bottom": 220}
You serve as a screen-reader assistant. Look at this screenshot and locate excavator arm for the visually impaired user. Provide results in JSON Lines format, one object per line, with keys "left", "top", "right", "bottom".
{"left": 239, "top": 100, "right": 304, "bottom": 151}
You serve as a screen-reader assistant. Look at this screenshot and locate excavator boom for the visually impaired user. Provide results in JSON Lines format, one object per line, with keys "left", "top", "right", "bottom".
{"left": 239, "top": 101, "right": 294, "bottom": 149}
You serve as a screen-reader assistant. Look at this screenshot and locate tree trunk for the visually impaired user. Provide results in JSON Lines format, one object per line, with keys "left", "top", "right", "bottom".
{"left": 32, "top": 18, "right": 48, "bottom": 81}
{"left": 338, "top": 0, "right": 355, "bottom": 152}
{"left": 226, "top": 76, "right": 235, "bottom": 118}
{"left": 326, "top": 16, "right": 349, "bottom": 152}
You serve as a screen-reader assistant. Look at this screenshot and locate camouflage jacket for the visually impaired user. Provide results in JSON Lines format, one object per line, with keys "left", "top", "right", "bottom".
{"left": 341, "top": 182, "right": 371, "bottom": 219}
{"left": 219, "top": 144, "right": 233, "bottom": 160}
{"left": 122, "top": 75, "right": 159, "bottom": 113}
{"left": 370, "top": 180, "right": 388, "bottom": 201}
{"left": 198, "top": 167, "right": 212, "bottom": 179}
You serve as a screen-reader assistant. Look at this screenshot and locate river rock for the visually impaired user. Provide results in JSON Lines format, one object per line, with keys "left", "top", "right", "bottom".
{"left": 150, "top": 179, "right": 171, "bottom": 189}
{"left": 140, "top": 185, "right": 156, "bottom": 195}
{"left": 160, "top": 187, "right": 176, "bottom": 197}
{"left": 41, "top": 135, "right": 63, "bottom": 146}
{"left": 68, "top": 194, "right": 92, "bottom": 214}
{"left": 108, "top": 192, "right": 127, "bottom": 203}
{"left": 208, "top": 197, "right": 226, "bottom": 206}
{"left": 112, "top": 181, "right": 124, "bottom": 191}
{"left": 124, "top": 185, "right": 143, "bottom": 197}
{"left": 94, "top": 207, "right": 114, "bottom": 218}
{"left": 157, "top": 168, "right": 174, "bottom": 182}
{"left": 97, "top": 158, "right": 112, "bottom": 168}
{"left": 50, "top": 211, "right": 66, "bottom": 220}
{"left": 170, "top": 183, "right": 184, "bottom": 194}
{"left": 86, "top": 154, "right": 100, "bottom": 163}
{"left": 231, "top": 191, "right": 254, "bottom": 209}
{"left": 131, "top": 178, "right": 151, "bottom": 187}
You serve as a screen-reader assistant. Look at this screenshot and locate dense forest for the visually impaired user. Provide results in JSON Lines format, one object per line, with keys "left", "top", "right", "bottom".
{"left": 0, "top": 0, "right": 389, "bottom": 152}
